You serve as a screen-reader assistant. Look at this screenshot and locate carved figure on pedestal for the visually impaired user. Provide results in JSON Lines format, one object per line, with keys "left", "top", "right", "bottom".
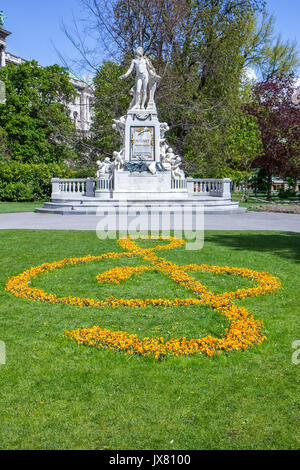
{"left": 161, "top": 147, "right": 185, "bottom": 179}
{"left": 171, "top": 155, "right": 185, "bottom": 180}
{"left": 120, "top": 47, "right": 161, "bottom": 110}
{"left": 96, "top": 157, "right": 113, "bottom": 177}
{"left": 112, "top": 150, "right": 125, "bottom": 171}
{"left": 161, "top": 148, "right": 173, "bottom": 171}
{"left": 159, "top": 122, "right": 169, "bottom": 144}
{"left": 112, "top": 115, "right": 126, "bottom": 141}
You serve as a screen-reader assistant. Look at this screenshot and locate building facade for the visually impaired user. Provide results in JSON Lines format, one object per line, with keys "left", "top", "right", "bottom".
{"left": 0, "top": 17, "right": 94, "bottom": 137}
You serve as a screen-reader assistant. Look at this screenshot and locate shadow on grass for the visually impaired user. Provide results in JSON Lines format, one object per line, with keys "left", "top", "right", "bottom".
{"left": 207, "top": 231, "right": 300, "bottom": 264}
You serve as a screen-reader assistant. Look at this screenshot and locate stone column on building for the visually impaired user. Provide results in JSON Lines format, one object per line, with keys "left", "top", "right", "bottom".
{"left": 0, "top": 24, "right": 11, "bottom": 68}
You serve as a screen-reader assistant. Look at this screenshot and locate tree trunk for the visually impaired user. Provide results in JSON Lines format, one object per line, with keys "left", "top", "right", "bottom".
{"left": 267, "top": 173, "right": 272, "bottom": 201}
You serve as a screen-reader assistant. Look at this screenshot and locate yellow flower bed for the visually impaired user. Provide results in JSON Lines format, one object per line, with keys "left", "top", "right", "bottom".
{"left": 6, "top": 236, "right": 282, "bottom": 358}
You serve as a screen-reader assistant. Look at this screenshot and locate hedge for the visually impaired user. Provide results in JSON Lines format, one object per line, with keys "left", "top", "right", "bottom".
{"left": 0, "top": 161, "right": 74, "bottom": 202}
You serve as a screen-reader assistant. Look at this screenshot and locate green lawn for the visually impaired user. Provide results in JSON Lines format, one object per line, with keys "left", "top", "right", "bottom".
{"left": 0, "top": 230, "right": 299, "bottom": 450}
{"left": 232, "top": 193, "right": 300, "bottom": 210}
{"left": 0, "top": 202, "right": 44, "bottom": 213}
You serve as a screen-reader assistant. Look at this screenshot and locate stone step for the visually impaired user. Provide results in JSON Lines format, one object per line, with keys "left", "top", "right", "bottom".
{"left": 36, "top": 199, "right": 245, "bottom": 215}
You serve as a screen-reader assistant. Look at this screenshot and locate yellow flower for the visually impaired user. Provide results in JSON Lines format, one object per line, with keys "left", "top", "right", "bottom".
{"left": 6, "top": 235, "right": 281, "bottom": 358}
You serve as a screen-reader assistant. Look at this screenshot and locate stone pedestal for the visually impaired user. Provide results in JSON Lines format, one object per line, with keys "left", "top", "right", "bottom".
{"left": 124, "top": 109, "right": 161, "bottom": 164}
{"left": 112, "top": 170, "right": 188, "bottom": 200}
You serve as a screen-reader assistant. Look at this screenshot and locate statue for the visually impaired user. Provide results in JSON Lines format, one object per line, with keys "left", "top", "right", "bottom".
{"left": 171, "top": 155, "right": 185, "bottom": 180}
{"left": 0, "top": 10, "right": 6, "bottom": 28}
{"left": 112, "top": 115, "right": 126, "bottom": 141}
{"left": 161, "top": 147, "right": 185, "bottom": 179}
{"left": 159, "top": 122, "right": 169, "bottom": 144}
{"left": 120, "top": 46, "right": 161, "bottom": 110}
{"left": 112, "top": 150, "right": 125, "bottom": 171}
{"left": 96, "top": 157, "right": 113, "bottom": 177}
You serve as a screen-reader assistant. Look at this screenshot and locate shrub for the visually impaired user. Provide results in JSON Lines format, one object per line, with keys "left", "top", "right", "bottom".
{"left": 278, "top": 188, "right": 298, "bottom": 200}
{"left": 1, "top": 182, "right": 34, "bottom": 201}
{"left": 0, "top": 161, "right": 73, "bottom": 201}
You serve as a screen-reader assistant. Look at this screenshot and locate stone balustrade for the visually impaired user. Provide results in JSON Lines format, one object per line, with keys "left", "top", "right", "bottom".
{"left": 52, "top": 177, "right": 231, "bottom": 199}
{"left": 96, "top": 176, "right": 114, "bottom": 191}
{"left": 51, "top": 178, "right": 95, "bottom": 199}
{"left": 171, "top": 179, "right": 187, "bottom": 190}
{"left": 186, "top": 178, "right": 231, "bottom": 198}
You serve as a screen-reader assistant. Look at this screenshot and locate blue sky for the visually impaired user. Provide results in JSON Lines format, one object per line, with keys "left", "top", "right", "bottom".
{"left": 1, "top": 0, "right": 300, "bottom": 75}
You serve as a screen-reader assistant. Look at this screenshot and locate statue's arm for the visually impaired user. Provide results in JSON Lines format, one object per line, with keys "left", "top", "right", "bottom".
{"left": 120, "top": 60, "right": 135, "bottom": 80}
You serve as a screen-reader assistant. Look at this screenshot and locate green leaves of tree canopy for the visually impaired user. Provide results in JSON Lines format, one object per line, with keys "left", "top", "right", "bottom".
{"left": 0, "top": 61, "right": 77, "bottom": 164}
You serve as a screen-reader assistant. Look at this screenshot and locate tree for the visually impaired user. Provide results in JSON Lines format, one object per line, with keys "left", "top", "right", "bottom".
{"left": 247, "top": 74, "right": 300, "bottom": 200}
{"left": 0, "top": 127, "right": 10, "bottom": 159}
{"left": 241, "top": 11, "right": 299, "bottom": 79}
{"left": 0, "top": 61, "right": 77, "bottom": 164}
{"left": 65, "top": 0, "right": 298, "bottom": 176}
{"left": 92, "top": 61, "right": 131, "bottom": 157}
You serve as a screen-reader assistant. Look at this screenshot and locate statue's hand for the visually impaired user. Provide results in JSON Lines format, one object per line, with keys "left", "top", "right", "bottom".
{"left": 120, "top": 74, "right": 126, "bottom": 80}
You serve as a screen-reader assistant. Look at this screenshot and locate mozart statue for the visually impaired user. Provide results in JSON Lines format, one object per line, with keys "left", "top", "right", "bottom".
{"left": 120, "top": 46, "right": 161, "bottom": 110}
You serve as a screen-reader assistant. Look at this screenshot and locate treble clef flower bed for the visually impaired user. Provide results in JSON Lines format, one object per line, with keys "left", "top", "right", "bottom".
{"left": 6, "top": 236, "right": 282, "bottom": 359}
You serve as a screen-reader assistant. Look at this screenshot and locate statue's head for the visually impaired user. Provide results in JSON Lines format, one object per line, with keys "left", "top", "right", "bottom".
{"left": 136, "top": 46, "right": 144, "bottom": 57}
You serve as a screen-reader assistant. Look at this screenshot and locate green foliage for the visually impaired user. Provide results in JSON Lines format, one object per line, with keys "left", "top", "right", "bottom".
{"left": 248, "top": 169, "right": 269, "bottom": 192}
{"left": 91, "top": 62, "right": 131, "bottom": 158}
{"left": 0, "top": 61, "right": 77, "bottom": 164}
{"left": 278, "top": 188, "right": 298, "bottom": 200}
{"left": 242, "top": 12, "right": 299, "bottom": 80}
{"left": 1, "top": 182, "right": 34, "bottom": 202}
{"left": 0, "top": 161, "right": 73, "bottom": 201}
{"left": 0, "top": 126, "right": 10, "bottom": 158}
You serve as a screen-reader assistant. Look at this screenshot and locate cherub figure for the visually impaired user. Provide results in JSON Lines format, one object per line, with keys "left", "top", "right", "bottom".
{"left": 96, "top": 157, "right": 113, "bottom": 177}
{"left": 112, "top": 150, "right": 125, "bottom": 171}
{"left": 161, "top": 147, "right": 185, "bottom": 179}
{"left": 112, "top": 115, "right": 126, "bottom": 141}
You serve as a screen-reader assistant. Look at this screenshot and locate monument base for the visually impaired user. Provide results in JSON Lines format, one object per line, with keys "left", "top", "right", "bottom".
{"left": 107, "top": 171, "right": 188, "bottom": 200}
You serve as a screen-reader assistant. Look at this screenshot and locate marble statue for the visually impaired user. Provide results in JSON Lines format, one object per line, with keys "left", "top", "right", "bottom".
{"left": 120, "top": 46, "right": 161, "bottom": 110}
{"left": 113, "top": 150, "right": 125, "bottom": 171}
{"left": 96, "top": 46, "right": 186, "bottom": 185}
{"left": 161, "top": 147, "right": 185, "bottom": 179}
{"left": 112, "top": 115, "right": 126, "bottom": 140}
{"left": 96, "top": 157, "right": 113, "bottom": 177}
{"left": 171, "top": 155, "right": 185, "bottom": 180}
{"left": 159, "top": 122, "right": 169, "bottom": 143}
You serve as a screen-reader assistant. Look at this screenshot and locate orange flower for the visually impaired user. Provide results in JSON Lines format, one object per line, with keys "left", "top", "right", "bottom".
{"left": 6, "top": 236, "right": 281, "bottom": 358}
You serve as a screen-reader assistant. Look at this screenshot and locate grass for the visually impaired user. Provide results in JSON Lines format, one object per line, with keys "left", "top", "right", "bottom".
{"left": 232, "top": 192, "right": 300, "bottom": 210}
{"left": 0, "top": 230, "right": 299, "bottom": 450}
{"left": 0, "top": 201, "right": 45, "bottom": 213}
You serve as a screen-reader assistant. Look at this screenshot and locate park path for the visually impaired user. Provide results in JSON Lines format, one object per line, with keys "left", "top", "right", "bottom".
{"left": 0, "top": 211, "right": 299, "bottom": 232}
